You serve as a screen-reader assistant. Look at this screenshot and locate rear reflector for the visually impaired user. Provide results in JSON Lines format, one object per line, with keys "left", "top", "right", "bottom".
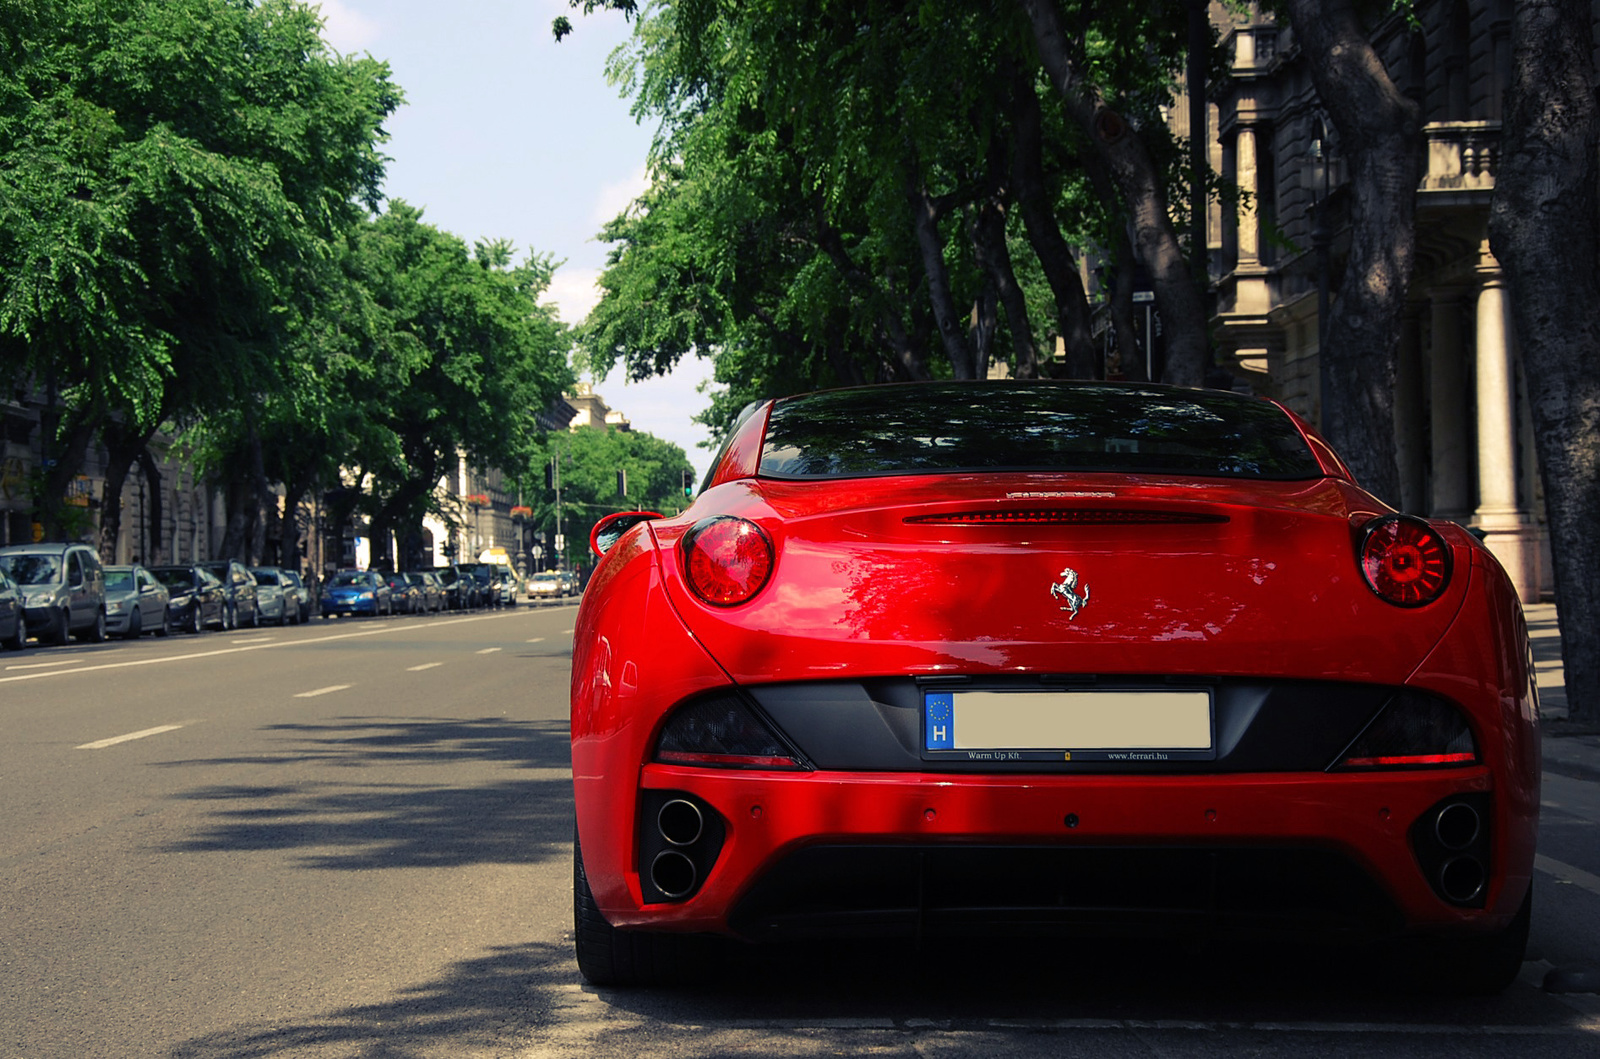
{"left": 906, "top": 509, "right": 1228, "bottom": 526}
{"left": 1333, "top": 691, "right": 1477, "bottom": 771}
{"left": 1359, "top": 515, "right": 1451, "bottom": 607}
{"left": 655, "top": 693, "right": 806, "bottom": 770}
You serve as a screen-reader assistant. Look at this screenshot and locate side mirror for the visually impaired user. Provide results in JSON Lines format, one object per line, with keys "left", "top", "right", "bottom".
{"left": 590, "top": 511, "right": 664, "bottom": 557}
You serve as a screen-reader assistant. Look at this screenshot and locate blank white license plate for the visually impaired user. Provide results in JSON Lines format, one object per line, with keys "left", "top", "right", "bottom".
{"left": 924, "top": 689, "right": 1213, "bottom": 761}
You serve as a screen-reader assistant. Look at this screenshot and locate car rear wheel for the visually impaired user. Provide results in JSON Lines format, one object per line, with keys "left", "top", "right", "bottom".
{"left": 155, "top": 611, "right": 171, "bottom": 637}
{"left": 76, "top": 609, "right": 106, "bottom": 643}
{"left": 186, "top": 605, "right": 203, "bottom": 634}
{"left": 573, "top": 832, "right": 716, "bottom": 987}
{"left": 124, "top": 610, "right": 142, "bottom": 640}
{"left": 4, "top": 615, "right": 24, "bottom": 651}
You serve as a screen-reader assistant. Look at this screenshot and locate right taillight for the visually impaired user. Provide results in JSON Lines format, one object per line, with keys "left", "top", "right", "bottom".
{"left": 1359, "top": 514, "right": 1451, "bottom": 607}
{"left": 681, "top": 516, "right": 774, "bottom": 606}
{"left": 1332, "top": 690, "right": 1478, "bottom": 770}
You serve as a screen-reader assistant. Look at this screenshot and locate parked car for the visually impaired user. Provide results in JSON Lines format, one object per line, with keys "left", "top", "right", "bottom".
{"left": 560, "top": 569, "right": 581, "bottom": 597}
{"left": 528, "top": 571, "right": 565, "bottom": 601}
{"left": 486, "top": 564, "right": 518, "bottom": 606}
{"left": 0, "top": 566, "right": 26, "bottom": 651}
{"left": 249, "top": 567, "right": 296, "bottom": 625}
{"left": 279, "top": 569, "right": 312, "bottom": 623}
{"left": 198, "top": 559, "right": 260, "bottom": 630}
{"left": 383, "top": 571, "right": 419, "bottom": 614}
{"left": 431, "top": 564, "right": 475, "bottom": 610}
{"left": 103, "top": 564, "right": 171, "bottom": 639}
{"left": 0, "top": 542, "right": 107, "bottom": 644}
{"left": 406, "top": 571, "right": 446, "bottom": 614}
{"left": 148, "top": 564, "right": 227, "bottom": 633}
{"left": 571, "top": 380, "right": 1540, "bottom": 994}
{"left": 467, "top": 564, "right": 504, "bottom": 608}
{"left": 320, "top": 570, "right": 392, "bottom": 618}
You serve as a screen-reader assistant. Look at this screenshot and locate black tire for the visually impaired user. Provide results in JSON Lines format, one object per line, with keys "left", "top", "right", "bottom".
{"left": 44, "top": 608, "right": 69, "bottom": 645}
{"left": 245, "top": 603, "right": 259, "bottom": 628}
{"left": 187, "top": 604, "right": 204, "bottom": 634}
{"left": 124, "top": 609, "right": 142, "bottom": 640}
{"left": 1393, "top": 885, "right": 1531, "bottom": 995}
{"left": 4, "top": 614, "right": 24, "bottom": 651}
{"left": 81, "top": 609, "right": 106, "bottom": 643}
{"left": 155, "top": 610, "right": 171, "bottom": 637}
{"left": 573, "top": 832, "right": 716, "bottom": 987}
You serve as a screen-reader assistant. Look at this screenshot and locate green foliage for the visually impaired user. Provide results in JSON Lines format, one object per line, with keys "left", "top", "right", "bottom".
{"left": 531, "top": 425, "right": 694, "bottom": 569}
{"left": 575, "top": 0, "right": 1212, "bottom": 439}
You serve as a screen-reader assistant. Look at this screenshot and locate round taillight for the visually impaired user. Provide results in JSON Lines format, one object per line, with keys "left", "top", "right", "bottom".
{"left": 682, "top": 516, "right": 774, "bottom": 606}
{"left": 1359, "top": 515, "right": 1451, "bottom": 607}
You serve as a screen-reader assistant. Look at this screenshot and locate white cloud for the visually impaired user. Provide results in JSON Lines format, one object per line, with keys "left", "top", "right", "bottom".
{"left": 315, "top": 1, "right": 380, "bottom": 53}
{"left": 591, "top": 166, "right": 651, "bottom": 225}
{"left": 546, "top": 267, "right": 603, "bottom": 326}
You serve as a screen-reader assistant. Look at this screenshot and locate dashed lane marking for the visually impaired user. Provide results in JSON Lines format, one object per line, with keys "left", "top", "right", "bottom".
{"left": 407, "top": 662, "right": 443, "bottom": 671}
{"left": 77, "top": 724, "right": 184, "bottom": 750}
{"left": 476, "top": 648, "right": 501, "bottom": 655}
{"left": 1536, "top": 853, "right": 1600, "bottom": 898}
{"left": 294, "top": 684, "right": 351, "bottom": 698}
{"left": 5, "top": 658, "right": 85, "bottom": 671}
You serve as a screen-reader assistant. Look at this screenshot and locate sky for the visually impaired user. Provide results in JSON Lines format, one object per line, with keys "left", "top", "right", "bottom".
{"left": 315, "top": 0, "right": 717, "bottom": 478}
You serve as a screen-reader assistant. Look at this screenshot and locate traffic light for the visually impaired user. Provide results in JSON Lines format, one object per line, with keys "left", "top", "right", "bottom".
{"left": 681, "top": 468, "right": 692, "bottom": 497}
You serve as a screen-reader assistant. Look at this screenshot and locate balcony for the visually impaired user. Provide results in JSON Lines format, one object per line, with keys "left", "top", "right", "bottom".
{"left": 1421, "top": 121, "right": 1499, "bottom": 197}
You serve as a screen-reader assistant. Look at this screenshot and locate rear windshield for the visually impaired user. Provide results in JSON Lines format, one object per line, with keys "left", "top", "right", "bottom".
{"left": 331, "top": 572, "right": 367, "bottom": 587}
{"left": 758, "top": 383, "right": 1322, "bottom": 481}
{"left": 150, "top": 567, "right": 192, "bottom": 589}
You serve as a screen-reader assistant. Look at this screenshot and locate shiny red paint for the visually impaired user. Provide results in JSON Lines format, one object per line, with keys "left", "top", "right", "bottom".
{"left": 571, "top": 387, "right": 1539, "bottom": 961}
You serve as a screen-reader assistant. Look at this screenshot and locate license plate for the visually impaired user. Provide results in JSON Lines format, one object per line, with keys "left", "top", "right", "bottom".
{"left": 923, "top": 689, "right": 1214, "bottom": 763}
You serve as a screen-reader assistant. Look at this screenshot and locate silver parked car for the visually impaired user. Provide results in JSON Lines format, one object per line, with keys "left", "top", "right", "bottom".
{"left": 0, "top": 566, "right": 26, "bottom": 651}
{"left": 0, "top": 542, "right": 107, "bottom": 644}
{"left": 104, "top": 564, "right": 171, "bottom": 639}
{"left": 249, "top": 567, "right": 296, "bottom": 625}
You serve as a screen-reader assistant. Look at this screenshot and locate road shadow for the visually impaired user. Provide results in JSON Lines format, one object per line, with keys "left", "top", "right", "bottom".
{"left": 166, "top": 932, "right": 1589, "bottom": 1059}
{"left": 158, "top": 716, "right": 572, "bottom": 870}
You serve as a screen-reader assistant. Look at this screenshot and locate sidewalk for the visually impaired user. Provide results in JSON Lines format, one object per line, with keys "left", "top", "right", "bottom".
{"left": 1525, "top": 602, "right": 1600, "bottom": 781}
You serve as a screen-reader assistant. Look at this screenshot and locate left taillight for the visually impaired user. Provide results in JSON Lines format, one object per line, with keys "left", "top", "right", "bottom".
{"left": 681, "top": 516, "right": 774, "bottom": 606}
{"left": 1359, "top": 514, "right": 1451, "bottom": 607}
{"left": 654, "top": 693, "right": 807, "bottom": 770}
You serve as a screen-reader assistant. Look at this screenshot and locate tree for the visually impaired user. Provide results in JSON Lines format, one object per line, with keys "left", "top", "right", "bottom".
{"left": 1276, "top": 0, "right": 1423, "bottom": 506}
{"left": 1487, "top": 0, "right": 1600, "bottom": 727}
{"left": 0, "top": 0, "right": 400, "bottom": 543}
{"left": 532, "top": 426, "right": 694, "bottom": 570}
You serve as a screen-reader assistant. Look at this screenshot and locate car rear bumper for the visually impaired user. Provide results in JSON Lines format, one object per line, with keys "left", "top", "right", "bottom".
{"left": 582, "top": 763, "right": 1531, "bottom": 943}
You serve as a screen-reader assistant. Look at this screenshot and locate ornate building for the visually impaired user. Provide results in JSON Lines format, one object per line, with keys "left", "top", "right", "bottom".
{"left": 1208, "top": 0, "right": 1545, "bottom": 601}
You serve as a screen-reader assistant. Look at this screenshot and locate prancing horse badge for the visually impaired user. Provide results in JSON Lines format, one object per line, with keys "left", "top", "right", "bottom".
{"left": 1050, "top": 567, "right": 1090, "bottom": 620}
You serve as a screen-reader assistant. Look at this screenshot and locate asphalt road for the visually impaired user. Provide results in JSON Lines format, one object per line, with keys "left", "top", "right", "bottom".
{"left": 1, "top": 602, "right": 1596, "bottom": 1058}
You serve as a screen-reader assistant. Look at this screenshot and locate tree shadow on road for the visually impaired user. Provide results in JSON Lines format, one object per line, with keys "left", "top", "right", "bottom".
{"left": 157, "top": 716, "right": 572, "bottom": 871}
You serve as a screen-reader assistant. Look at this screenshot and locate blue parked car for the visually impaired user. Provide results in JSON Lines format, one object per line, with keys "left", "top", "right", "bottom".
{"left": 319, "top": 570, "right": 393, "bottom": 618}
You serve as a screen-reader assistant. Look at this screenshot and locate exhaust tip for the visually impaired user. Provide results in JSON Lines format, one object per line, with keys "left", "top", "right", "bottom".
{"left": 650, "top": 850, "right": 698, "bottom": 899}
{"left": 1439, "top": 855, "right": 1486, "bottom": 904}
{"left": 657, "top": 799, "right": 705, "bottom": 846}
{"left": 1435, "top": 802, "right": 1480, "bottom": 850}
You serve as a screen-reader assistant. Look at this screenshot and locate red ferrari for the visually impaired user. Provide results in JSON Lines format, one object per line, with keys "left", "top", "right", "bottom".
{"left": 570, "top": 382, "right": 1539, "bottom": 992}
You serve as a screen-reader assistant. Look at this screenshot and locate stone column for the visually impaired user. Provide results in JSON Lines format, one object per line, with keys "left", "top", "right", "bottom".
{"left": 1472, "top": 252, "right": 1541, "bottom": 601}
{"left": 1236, "top": 125, "right": 1259, "bottom": 266}
{"left": 1428, "top": 290, "right": 1472, "bottom": 522}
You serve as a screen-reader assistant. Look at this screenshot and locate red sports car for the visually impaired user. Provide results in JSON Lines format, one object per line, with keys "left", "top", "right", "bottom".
{"left": 570, "top": 382, "right": 1538, "bottom": 992}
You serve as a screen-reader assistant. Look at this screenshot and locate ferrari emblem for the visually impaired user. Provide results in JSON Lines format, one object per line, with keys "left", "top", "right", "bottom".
{"left": 1050, "top": 567, "right": 1090, "bottom": 620}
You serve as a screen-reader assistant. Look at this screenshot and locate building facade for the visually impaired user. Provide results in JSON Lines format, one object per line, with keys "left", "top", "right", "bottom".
{"left": 1209, "top": 0, "right": 1547, "bottom": 601}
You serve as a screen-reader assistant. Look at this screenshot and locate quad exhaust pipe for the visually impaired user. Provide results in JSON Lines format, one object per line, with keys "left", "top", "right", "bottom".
{"left": 1413, "top": 794, "right": 1491, "bottom": 909}
{"left": 639, "top": 792, "right": 723, "bottom": 903}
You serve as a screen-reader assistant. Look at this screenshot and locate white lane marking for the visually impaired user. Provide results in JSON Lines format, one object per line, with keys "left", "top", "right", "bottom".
{"left": 526, "top": 637, "right": 546, "bottom": 643}
{"left": 1536, "top": 853, "right": 1600, "bottom": 898}
{"left": 407, "top": 662, "right": 443, "bottom": 672}
{"left": 77, "top": 725, "right": 183, "bottom": 750}
{"left": 294, "top": 684, "right": 351, "bottom": 698}
{"left": 0, "top": 612, "right": 526, "bottom": 686}
{"left": 476, "top": 647, "right": 501, "bottom": 655}
{"left": 230, "top": 637, "right": 271, "bottom": 645}
{"left": 562, "top": 629, "right": 574, "bottom": 635}
{"left": 5, "top": 658, "right": 86, "bottom": 671}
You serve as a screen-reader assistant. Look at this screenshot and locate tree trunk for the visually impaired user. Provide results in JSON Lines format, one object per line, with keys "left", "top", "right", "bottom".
{"left": 1282, "top": 0, "right": 1422, "bottom": 506}
{"left": 1016, "top": 0, "right": 1209, "bottom": 387}
{"left": 971, "top": 199, "right": 1038, "bottom": 378}
{"left": 814, "top": 211, "right": 929, "bottom": 380}
{"left": 96, "top": 420, "right": 157, "bottom": 563}
{"left": 911, "top": 181, "right": 978, "bottom": 379}
{"left": 38, "top": 410, "right": 97, "bottom": 541}
{"left": 138, "top": 447, "right": 163, "bottom": 564}
{"left": 1009, "top": 67, "right": 1097, "bottom": 378}
{"left": 1487, "top": 0, "right": 1600, "bottom": 727}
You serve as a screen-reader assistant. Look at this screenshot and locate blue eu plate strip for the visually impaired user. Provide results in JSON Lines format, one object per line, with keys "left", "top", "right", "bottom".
{"left": 925, "top": 691, "right": 953, "bottom": 750}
